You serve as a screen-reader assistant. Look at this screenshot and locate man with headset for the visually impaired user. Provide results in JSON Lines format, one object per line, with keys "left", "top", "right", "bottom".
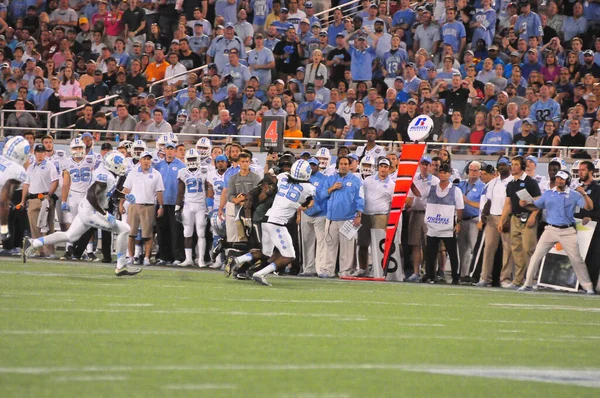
{"left": 498, "top": 156, "right": 541, "bottom": 289}
{"left": 517, "top": 170, "right": 596, "bottom": 294}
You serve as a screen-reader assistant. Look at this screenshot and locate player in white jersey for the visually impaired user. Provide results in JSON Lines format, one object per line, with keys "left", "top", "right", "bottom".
{"left": 315, "top": 147, "right": 335, "bottom": 176}
{"left": 358, "top": 155, "right": 375, "bottom": 180}
{"left": 23, "top": 151, "right": 141, "bottom": 276}
{"left": 196, "top": 137, "right": 215, "bottom": 175}
{"left": 225, "top": 160, "right": 316, "bottom": 286}
{"left": 207, "top": 154, "right": 229, "bottom": 267}
{"left": 0, "top": 136, "right": 30, "bottom": 240}
{"left": 175, "top": 149, "right": 214, "bottom": 268}
{"left": 59, "top": 139, "right": 96, "bottom": 260}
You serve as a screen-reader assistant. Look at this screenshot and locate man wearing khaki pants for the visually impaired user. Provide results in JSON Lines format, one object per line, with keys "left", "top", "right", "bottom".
{"left": 120, "top": 152, "right": 165, "bottom": 266}
{"left": 20, "top": 144, "right": 59, "bottom": 258}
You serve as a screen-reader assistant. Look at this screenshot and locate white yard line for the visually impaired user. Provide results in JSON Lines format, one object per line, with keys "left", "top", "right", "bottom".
{"left": 162, "top": 384, "right": 237, "bottom": 390}
{"left": 491, "top": 303, "right": 600, "bottom": 313}
{"left": 53, "top": 375, "right": 127, "bottom": 382}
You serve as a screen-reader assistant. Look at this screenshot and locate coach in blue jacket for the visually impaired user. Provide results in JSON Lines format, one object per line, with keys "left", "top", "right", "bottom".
{"left": 319, "top": 156, "right": 364, "bottom": 278}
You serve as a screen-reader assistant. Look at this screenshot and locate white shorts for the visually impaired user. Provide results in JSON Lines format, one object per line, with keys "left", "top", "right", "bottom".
{"left": 65, "top": 204, "right": 130, "bottom": 242}
{"left": 65, "top": 191, "right": 87, "bottom": 224}
{"left": 182, "top": 201, "right": 207, "bottom": 237}
{"left": 261, "top": 222, "right": 295, "bottom": 258}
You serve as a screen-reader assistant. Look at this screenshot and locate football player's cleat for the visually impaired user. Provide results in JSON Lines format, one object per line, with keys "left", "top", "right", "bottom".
{"left": 115, "top": 266, "right": 142, "bottom": 277}
{"left": 210, "top": 238, "right": 224, "bottom": 262}
{"left": 252, "top": 274, "right": 272, "bottom": 287}
{"left": 223, "top": 256, "right": 236, "bottom": 278}
{"left": 178, "top": 259, "right": 194, "bottom": 267}
{"left": 21, "top": 237, "right": 36, "bottom": 262}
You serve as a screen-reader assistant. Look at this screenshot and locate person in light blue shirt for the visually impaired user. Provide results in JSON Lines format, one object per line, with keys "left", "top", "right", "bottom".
{"left": 562, "top": 3, "right": 588, "bottom": 42}
{"left": 327, "top": 8, "right": 345, "bottom": 46}
{"left": 403, "top": 63, "right": 422, "bottom": 94}
{"left": 342, "top": 28, "right": 379, "bottom": 83}
{"left": 529, "top": 83, "right": 561, "bottom": 131}
{"left": 519, "top": 170, "right": 595, "bottom": 293}
{"left": 471, "top": 0, "right": 496, "bottom": 47}
{"left": 215, "top": 0, "right": 238, "bottom": 24}
{"left": 250, "top": 0, "right": 272, "bottom": 29}
{"left": 247, "top": 33, "right": 275, "bottom": 91}
{"left": 515, "top": 1, "right": 543, "bottom": 41}
{"left": 441, "top": 8, "right": 466, "bottom": 54}
{"left": 29, "top": 77, "right": 54, "bottom": 111}
{"left": 221, "top": 49, "right": 251, "bottom": 92}
{"left": 298, "top": 88, "right": 324, "bottom": 125}
{"left": 392, "top": 0, "right": 416, "bottom": 48}
{"left": 238, "top": 109, "right": 261, "bottom": 146}
{"left": 482, "top": 115, "right": 513, "bottom": 155}
{"left": 583, "top": 1, "right": 600, "bottom": 23}
{"left": 189, "top": 24, "right": 211, "bottom": 54}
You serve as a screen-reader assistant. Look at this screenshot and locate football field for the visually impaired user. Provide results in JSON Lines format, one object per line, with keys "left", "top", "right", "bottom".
{"left": 1, "top": 258, "right": 599, "bottom": 398}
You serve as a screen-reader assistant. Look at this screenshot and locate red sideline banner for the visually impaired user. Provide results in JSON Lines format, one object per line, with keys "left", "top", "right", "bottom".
{"left": 382, "top": 143, "right": 427, "bottom": 270}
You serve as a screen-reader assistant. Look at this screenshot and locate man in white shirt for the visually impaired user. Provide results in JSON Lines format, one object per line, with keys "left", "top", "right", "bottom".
{"left": 120, "top": 152, "right": 165, "bottom": 266}
{"left": 503, "top": 102, "right": 520, "bottom": 136}
{"left": 476, "top": 157, "right": 515, "bottom": 287}
{"left": 405, "top": 156, "right": 440, "bottom": 282}
{"left": 355, "top": 158, "right": 394, "bottom": 277}
{"left": 355, "top": 127, "right": 387, "bottom": 159}
{"left": 165, "top": 52, "right": 188, "bottom": 88}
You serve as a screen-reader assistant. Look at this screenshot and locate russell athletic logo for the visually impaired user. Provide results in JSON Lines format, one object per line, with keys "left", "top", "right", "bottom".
{"left": 426, "top": 213, "right": 451, "bottom": 225}
{"left": 407, "top": 114, "right": 433, "bottom": 142}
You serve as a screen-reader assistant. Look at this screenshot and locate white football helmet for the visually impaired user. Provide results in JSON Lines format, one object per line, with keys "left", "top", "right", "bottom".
{"left": 2, "top": 136, "right": 30, "bottom": 165}
{"left": 289, "top": 159, "right": 312, "bottom": 182}
{"left": 70, "top": 138, "right": 86, "bottom": 159}
{"left": 314, "top": 147, "right": 331, "bottom": 170}
{"left": 131, "top": 140, "right": 147, "bottom": 160}
{"left": 593, "top": 159, "right": 600, "bottom": 181}
{"left": 185, "top": 148, "right": 200, "bottom": 170}
{"left": 550, "top": 157, "right": 567, "bottom": 171}
{"left": 118, "top": 140, "right": 132, "bottom": 150}
{"left": 211, "top": 211, "right": 227, "bottom": 237}
{"left": 177, "top": 109, "right": 188, "bottom": 124}
{"left": 104, "top": 151, "right": 127, "bottom": 176}
{"left": 571, "top": 160, "right": 581, "bottom": 179}
{"left": 360, "top": 155, "right": 375, "bottom": 177}
{"left": 196, "top": 137, "right": 212, "bottom": 159}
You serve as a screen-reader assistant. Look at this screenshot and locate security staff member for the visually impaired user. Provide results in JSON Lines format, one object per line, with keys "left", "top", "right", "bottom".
{"left": 422, "top": 163, "right": 464, "bottom": 284}
{"left": 518, "top": 170, "right": 595, "bottom": 294}
{"left": 457, "top": 161, "right": 485, "bottom": 280}
{"left": 573, "top": 161, "right": 600, "bottom": 289}
{"left": 19, "top": 144, "right": 59, "bottom": 258}
{"left": 498, "top": 156, "right": 541, "bottom": 289}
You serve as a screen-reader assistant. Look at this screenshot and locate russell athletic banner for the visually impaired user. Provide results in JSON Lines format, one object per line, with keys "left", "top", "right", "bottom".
{"left": 381, "top": 115, "right": 433, "bottom": 273}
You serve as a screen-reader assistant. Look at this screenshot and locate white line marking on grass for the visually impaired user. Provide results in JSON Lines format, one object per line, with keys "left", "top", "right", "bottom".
{"left": 279, "top": 394, "right": 350, "bottom": 398}
{"left": 107, "top": 303, "right": 154, "bottom": 307}
{"left": 478, "top": 319, "right": 600, "bottom": 327}
{"left": 53, "top": 375, "right": 128, "bottom": 382}
{"left": 162, "top": 384, "right": 237, "bottom": 390}
{"left": 0, "top": 270, "right": 113, "bottom": 279}
{"left": 2, "top": 364, "right": 600, "bottom": 388}
{"left": 491, "top": 303, "right": 600, "bottom": 313}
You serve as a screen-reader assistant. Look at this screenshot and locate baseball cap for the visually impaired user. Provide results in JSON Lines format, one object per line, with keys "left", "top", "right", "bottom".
{"left": 147, "top": 93, "right": 156, "bottom": 99}
{"left": 395, "top": 76, "right": 404, "bottom": 82}
{"left": 465, "top": 50, "right": 474, "bottom": 56}
{"left": 489, "top": 45, "right": 499, "bottom": 51}
{"left": 584, "top": 50, "right": 594, "bottom": 56}
{"left": 93, "top": 69, "right": 103, "bottom": 75}
{"left": 138, "top": 106, "right": 150, "bottom": 113}
{"left": 481, "top": 164, "right": 495, "bottom": 174}
{"left": 497, "top": 156, "right": 510, "bottom": 165}
{"left": 306, "top": 1, "right": 314, "bottom": 7}
{"left": 34, "top": 144, "right": 45, "bottom": 152}
{"left": 79, "top": 17, "right": 89, "bottom": 24}
{"left": 498, "top": 90, "right": 508, "bottom": 97}
{"left": 319, "top": 31, "right": 328, "bottom": 37}
{"left": 215, "top": 155, "right": 228, "bottom": 162}
{"left": 527, "top": 48, "right": 537, "bottom": 54}
{"left": 510, "top": 51, "right": 520, "bottom": 57}
{"left": 165, "top": 142, "right": 176, "bottom": 149}
{"left": 349, "top": 154, "right": 359, "bottom": 162}
{"left": 420, "top": 156, "right": 432, "bottom": 164}
{"left": 369, "top": 3, "right": 378, "bottom": 8}
{"left": 81, "top": 133, "right": 93, "bottom": 139}
{"left": 522, "top": 117, "right": 533, "bottom": 125}
{"left": 281, "top": 7, "right": 289, "bottom": 13}
{"left": 144, "top": 41, "right": 155, "bottom": 47}
{"left": 141, "top": 151, "right": 153, "bottom": 159}
{"left": 439, "top": 163, "right": 452, "bottom": 173}
{"left": 494, "top": 114, "right": 505, "bottom": 121}
{"left": 171, "top": 39, "right": 180, "bottom": 44}
{"left": 305, "top": 86, "right": 315, "bottom": 93}
{"left": 1, "top": 62, "right": 9, "bottom": 68}
{"left": 315, "top": 74, "right": 324, "bottom": 80}
{"left": 274, "top": 79, "right": 285, "bottom": 85}
{"left": 378, "top": 158, "right": 391, "bottom": 166}
{"left": 506, "top": 82, "right": 516, "bottom": 88}
{"left": 556, "top": 170, "right": 570, "bottom": 180}
{"left": 25, "top": 57, "right": 35, "bottom": 63}
{"left": 224, "top": 22, "right": 235, "bottom": 29}
{"left": 526, "top": 155, "right": 538, "bottom": 166}
{"left": 308, "top": 157, "right": 319, "bottom": 165}
{"left": 301, "top": 18, "right": 310, "bottom": 24}
{"left": 132, "top": 42, "right": 141, "bottom": 47}
{"left": 407, "top": 98, "right": 418, "bottom": 105}
{"left": 155, "top": 43, "right": 163, "bottom": 51}
{"left": 356, "top": 35, "right": 367, "bottom": 41}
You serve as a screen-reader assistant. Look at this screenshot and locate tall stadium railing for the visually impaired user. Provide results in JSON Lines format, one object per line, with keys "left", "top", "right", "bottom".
{"left": 48, "top": 95, "right": 121, "bottom": 130}
{"left": 0, "top": 110, "right": 52, "bottom": 137}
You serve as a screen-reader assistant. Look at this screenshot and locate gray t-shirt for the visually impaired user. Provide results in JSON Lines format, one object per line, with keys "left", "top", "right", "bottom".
{"left": 228, "top": 171, "right": 262, "bottom": 202}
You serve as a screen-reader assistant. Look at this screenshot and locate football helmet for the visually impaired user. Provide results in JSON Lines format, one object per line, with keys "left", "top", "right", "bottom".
{"left": 131, "top": 140, "right": 147, "bottom": 160}
{"left": 360, "top": 155, "right": 375, "bottom": 177}
{"left": 104, "top": 151, "right": 127, "bottom": 176}
{"left": 70, "top": 138, "right": 86, "bottom": 160}
{"left": 550, "top": 157, "right": 567, "bottom": 171}
{"left": 314, "top": 147, "right": 331, "bottom": 170}
{"left": 2, "top": 136, "right": 31, "bottom": 166}
{"left": 571, "top": 160, "right": 581, "bottom": 180}
{"left": 185, "top": 148, "right": 200, "bottom": 170}
{"left": 593, "top": 159, "right": 600, "bottom": 181}
{"left": 177, "top": 109, "right": 188, "bottom": 124}
{"left": 196, "top": 137, "right": 212, "bottom": 159}
{"left": 290, "top": 159, "right": 312, "bottom": 182}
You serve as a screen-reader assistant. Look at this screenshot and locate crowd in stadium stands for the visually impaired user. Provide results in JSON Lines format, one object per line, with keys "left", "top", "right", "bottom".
{"left": 0, "top": 0, "right": 599, "bottom": 290}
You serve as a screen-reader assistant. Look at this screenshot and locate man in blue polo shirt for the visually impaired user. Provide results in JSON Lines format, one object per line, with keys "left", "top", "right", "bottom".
{"left": 457, "top": 161, "right": 485, "bottom": 281}
{"left": 342, "top": 26, "right": 379, "bottom": 86}
{"left": 518, "top": 170, "right": 595, "bottom": 294}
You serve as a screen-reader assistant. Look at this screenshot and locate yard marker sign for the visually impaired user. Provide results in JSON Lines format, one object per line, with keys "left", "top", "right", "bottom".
{"left": 382, "top": 115, "right": 433, "bottom": 275}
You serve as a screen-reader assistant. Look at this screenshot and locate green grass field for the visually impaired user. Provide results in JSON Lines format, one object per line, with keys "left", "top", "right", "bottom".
{"left": 1, "top": 257, "right": 599, "bottom": 398}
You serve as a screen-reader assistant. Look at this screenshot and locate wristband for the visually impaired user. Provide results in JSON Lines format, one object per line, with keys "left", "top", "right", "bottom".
{"left": 175, "top": 205, "right": 180, "bottom": 212}
{"left": 159, "top": 205, "right": 163, "bottom": 209}
{"left": 206, "top": 198, "right": 214, "bottom": 208}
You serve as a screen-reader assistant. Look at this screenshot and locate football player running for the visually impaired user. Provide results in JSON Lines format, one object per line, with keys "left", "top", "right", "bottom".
{"left": 60, "top": 138, "right": 95, "bottom": 260}
{"left": 225, "top": 159, "right": 316, "bottom": 286}
{"left": 23, "top": 151, "right": 141, "bottom": 277}
{"left": 175, "top": 149, "right": 214, "bottom": 267}
{"left": 0, "top": 136, "right": 29, "bottom": 241}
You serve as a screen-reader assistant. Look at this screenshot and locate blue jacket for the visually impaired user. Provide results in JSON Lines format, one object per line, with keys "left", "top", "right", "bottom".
{"left": 155, "top": 158, "right": 186, "bottom": 205}
{"left": 305, "top": 171, "right": 327, "bottom": 217}
{"left": 319, "top": 172, "right": 364, "bottom": 221}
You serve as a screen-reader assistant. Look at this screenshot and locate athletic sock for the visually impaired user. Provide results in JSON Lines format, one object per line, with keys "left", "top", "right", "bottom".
{"left": 134, "top": 244, "right": 142, "bottom": 257}
{"left": 254, "top": 263, "right": 276, "bottom": 277}
{"left": 86, "top": 242, "right": 93, "bottom": 254}
{"left": 235, "top": 253, "right": 254, "bottom": 265}
{"left": 32, "top": 237, "right": 44, "bottom": 249}
{"left": 185, "top": 248, "right": 193, "bottom": 262}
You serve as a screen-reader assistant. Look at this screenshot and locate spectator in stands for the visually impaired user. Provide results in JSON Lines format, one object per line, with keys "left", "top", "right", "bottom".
{"left": 148, "top": 108, "right": 173, "bottom": 134}
{"left": 57, "top": 66, "right": 82, "bottom": 127}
